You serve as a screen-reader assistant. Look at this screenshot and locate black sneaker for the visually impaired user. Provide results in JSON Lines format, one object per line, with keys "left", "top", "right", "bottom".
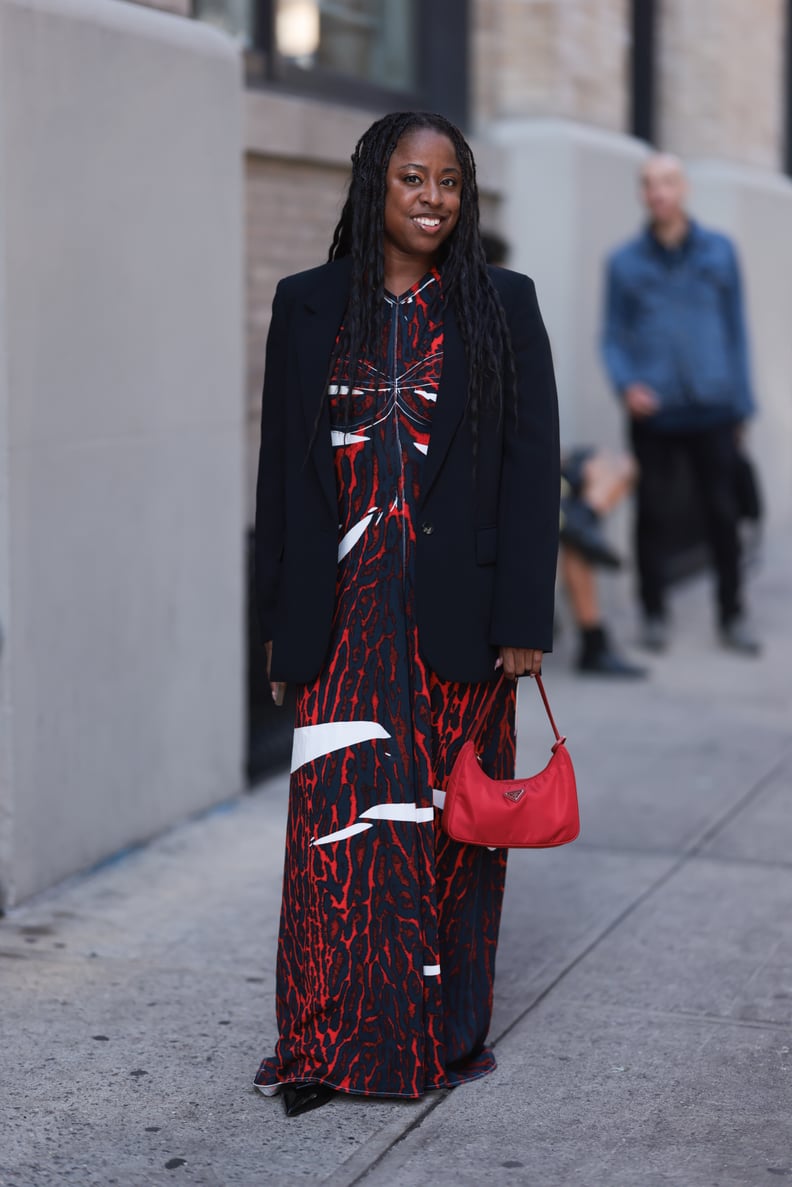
{"left": 641, "top": 615, "right": 668, "bottom": 653}
{"left": 577, "top": 648, "right": 648, "bottom": 678}
{"left": 720, "top": 616, "right": 761, "bottom": 656}
{"left": 578, "top": 626, "right": 648, "bottom": 678}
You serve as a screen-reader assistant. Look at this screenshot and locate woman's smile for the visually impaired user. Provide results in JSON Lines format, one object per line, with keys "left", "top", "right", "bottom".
{"left": 412, "top": 215, "right": 444, "bottom": 231}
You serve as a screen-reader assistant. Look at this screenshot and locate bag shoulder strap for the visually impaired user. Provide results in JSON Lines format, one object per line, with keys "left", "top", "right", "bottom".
{"left": 471, "top": 672, "right": 562, "bottom": 750}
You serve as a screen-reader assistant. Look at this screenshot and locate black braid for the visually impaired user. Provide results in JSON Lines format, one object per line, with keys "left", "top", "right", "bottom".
{"left": 326, "top": 111, "right": 517, "bottom": 440}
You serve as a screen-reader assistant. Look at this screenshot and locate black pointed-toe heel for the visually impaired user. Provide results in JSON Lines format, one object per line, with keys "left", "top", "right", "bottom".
{"left": 281, "top": 1083, "right": 335, "bottom": 1117}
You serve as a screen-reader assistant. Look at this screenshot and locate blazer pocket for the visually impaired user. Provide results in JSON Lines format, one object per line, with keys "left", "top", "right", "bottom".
{"left": 476, "top": 526, "right": 497, "bottom": 565}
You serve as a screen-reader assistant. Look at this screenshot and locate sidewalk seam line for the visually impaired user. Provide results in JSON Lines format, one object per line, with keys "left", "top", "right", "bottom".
{"left": 684, "top": 746, "right": 792, "bottom": 859}
{"left": 328, "top": 1091, "right": 450, "bottom": 1187}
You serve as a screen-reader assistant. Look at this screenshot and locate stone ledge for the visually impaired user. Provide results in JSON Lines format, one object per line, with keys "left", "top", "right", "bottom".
{"left": 245, "top": 89, "right": 380, "bottom": 167}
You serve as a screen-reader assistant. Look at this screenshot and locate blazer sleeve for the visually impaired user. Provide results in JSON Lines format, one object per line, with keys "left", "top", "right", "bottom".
{"left": 490, "top": 276, "right": 560, "bottom": 653}
{"left": 254, "top": 281, "right": 289, "bottom": 643}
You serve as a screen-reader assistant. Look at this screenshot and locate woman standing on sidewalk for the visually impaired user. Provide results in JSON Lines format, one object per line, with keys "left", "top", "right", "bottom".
{"left": 253, "top": 111, "right": 560, "bottom": 1116}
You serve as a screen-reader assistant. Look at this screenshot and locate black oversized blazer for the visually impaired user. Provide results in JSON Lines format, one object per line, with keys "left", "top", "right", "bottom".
{"left": 255, "top": 257, "right": 560, "bottom": 685}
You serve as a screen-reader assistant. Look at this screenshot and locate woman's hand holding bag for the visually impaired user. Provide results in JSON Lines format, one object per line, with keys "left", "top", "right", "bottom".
{"left": 498, "top": 646, "right": 543, "bottom": 678}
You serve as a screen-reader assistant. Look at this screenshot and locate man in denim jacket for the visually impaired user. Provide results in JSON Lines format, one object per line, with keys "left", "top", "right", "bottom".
{"left": 602, "top": 153, "right": 759, "bottom": 654}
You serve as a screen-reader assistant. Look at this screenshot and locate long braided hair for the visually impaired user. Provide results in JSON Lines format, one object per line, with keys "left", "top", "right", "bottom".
{"left": 326, "top": 111, "right": 517, "bottom": 441}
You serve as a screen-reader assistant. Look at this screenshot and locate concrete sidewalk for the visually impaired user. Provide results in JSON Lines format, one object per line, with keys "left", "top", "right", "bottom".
{"left": 2, "top": 546, "right": 791, "bottom": 1187}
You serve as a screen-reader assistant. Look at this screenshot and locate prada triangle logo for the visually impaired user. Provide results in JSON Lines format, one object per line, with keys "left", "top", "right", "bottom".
{"left": 503, "top": 786, "right": 527, "bottom": 804}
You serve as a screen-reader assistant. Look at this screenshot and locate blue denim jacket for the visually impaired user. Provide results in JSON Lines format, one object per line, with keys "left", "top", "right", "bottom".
{"left": 602, "top": 221, "right": 755, "bottom": 430}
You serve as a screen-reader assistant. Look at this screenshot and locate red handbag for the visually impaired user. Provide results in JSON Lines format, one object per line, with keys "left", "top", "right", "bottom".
{"left": 442, "top": 674, "right": 579, "bottom": 849}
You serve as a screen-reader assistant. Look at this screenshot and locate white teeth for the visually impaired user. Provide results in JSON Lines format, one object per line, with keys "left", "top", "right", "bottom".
{"left": 415, "top": 217, "right": 440, "bottom": 227}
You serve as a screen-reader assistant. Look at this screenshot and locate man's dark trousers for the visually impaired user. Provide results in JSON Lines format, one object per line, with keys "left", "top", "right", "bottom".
{"left": 630, "top": 420, "right": 742, "bottom": 627}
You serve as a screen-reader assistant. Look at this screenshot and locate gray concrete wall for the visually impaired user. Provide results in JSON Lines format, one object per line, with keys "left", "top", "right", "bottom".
{"left": 0, "top": 0, "right": 245, "bottom": 905}
{"left": 688, "top": 162, "right": 792, "bottom": 527}
{"left": 0, "top": 73, "right": 12, "bottom": 900}
{"left": 490, "top": 119, "right": 646, "bottom": 452}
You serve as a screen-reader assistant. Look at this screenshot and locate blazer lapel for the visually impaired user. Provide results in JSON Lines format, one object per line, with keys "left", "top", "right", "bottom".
{"left": 296, "top": 259, "right": 352, "bottom": 520}
{"left": 420, "top": 300, "right": 467, "bottom": 505}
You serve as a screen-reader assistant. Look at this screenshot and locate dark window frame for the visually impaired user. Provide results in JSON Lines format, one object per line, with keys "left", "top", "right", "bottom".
{"left": 630, "top": 0, "right": 657, "bottom": 143}
{"left": 246, "top": 0, "right": 469, "bottom": 129}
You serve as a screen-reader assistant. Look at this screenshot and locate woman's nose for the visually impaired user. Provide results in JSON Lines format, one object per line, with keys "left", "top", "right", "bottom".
{"left": 421, "top": 180, "right": 443, "bottom": 206}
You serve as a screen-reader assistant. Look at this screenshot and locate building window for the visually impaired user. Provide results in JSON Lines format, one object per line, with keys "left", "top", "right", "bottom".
{"left": 194, "top": 0, "right": 468, "bottom": 127}
{"left": 273, "top": 1, "right": 416, "bottom": 92}
{"left": 194, "top": 0, "right": 254, "bottom": 45}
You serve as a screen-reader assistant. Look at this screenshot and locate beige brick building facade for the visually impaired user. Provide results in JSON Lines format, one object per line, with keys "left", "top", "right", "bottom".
{"left": 657, "top": 0, "right": 786, "bottom": 169}
{"left": 245, "top": 154, "right": 350, "bottom": 463}
{"left": 471, "top": 0, "right": 787, "bottom": 166}
{"left": 473, "top": 0, "right": 629, "bottom": 131}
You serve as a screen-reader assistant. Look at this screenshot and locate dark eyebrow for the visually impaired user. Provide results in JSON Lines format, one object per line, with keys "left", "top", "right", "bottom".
{"left": 399, "top": 162, "right": 461, "bottom": 174}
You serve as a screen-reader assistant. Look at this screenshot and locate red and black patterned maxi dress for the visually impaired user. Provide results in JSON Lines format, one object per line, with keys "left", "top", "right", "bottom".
{"left": 255, "top": 270, "right": 516, "bottom": 1099}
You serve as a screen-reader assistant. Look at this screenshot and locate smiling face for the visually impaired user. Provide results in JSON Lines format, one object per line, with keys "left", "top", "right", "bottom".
{"left": 382, "top": 127, "right": 462, "bottom": 282}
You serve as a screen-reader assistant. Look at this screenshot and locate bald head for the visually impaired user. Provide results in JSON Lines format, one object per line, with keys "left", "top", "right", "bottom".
{"left": 641, "top": 152, "right": 685, "bottom": 184}
{"left": 640, "top": 153, "right": 688, "bottom": 227}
